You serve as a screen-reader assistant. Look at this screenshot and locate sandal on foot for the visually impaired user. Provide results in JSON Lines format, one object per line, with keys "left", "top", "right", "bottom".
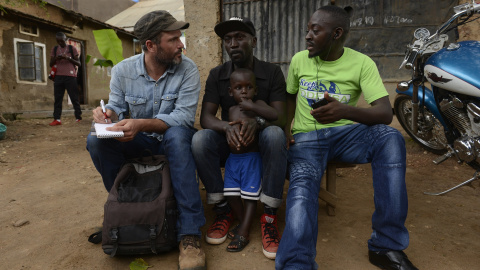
{"left": 226, "top": 235, "right": 249, "bottom": 252}
{"left": 227, "top": 224, "right": 240, "bottom": 240}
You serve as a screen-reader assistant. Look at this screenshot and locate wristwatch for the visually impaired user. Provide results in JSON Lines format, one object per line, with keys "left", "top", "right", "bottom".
{"left": 255, "top": 116, "right": 266, "bottom": 129}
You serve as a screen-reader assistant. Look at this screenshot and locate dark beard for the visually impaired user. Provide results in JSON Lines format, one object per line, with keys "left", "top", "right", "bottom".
{"left": 154, "top": 49, "right": 182, "bottom": 66}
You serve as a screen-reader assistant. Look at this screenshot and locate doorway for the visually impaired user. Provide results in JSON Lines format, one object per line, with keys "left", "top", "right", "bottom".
{"left": 66, "top": 38, "right": 87, "bottom": 104}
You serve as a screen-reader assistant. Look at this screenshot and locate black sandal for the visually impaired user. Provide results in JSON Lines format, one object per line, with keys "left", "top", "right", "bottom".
{"left": 226, "top": 234, "right": 249, "bottom": 252}
{"left": 227, "top": 224, "right": 240, "bottom": 240}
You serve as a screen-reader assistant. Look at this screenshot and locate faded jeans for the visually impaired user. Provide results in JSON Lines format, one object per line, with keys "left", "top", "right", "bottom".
{"left": 276, "top": 124, "right": 409, "bottom": 270}
{"left": 191, "top": 126, "right": 288, "bottom": 208}
{"left": 86, "top": 126, "right": 205, "bottom": 239}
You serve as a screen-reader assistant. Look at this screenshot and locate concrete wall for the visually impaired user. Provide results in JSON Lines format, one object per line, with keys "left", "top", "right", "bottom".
{"left": 183, "top": 0, "right": 222, "bottom": 129}
{"left": 0, "top": 3, "right": 135, "bottom": 117}
{"left": 0, "top": 4, "right": 67, "bottom": 116}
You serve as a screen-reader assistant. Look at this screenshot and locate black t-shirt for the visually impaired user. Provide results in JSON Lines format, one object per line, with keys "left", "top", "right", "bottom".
{"left": 203, "top": 57, "right": 286, "bottom": 121}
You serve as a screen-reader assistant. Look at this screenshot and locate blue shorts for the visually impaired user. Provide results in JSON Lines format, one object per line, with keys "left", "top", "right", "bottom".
{"left": 224, "top": 152, "right": 262, "bottom": 200}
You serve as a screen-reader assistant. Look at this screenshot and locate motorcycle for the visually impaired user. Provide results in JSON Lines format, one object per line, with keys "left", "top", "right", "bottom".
{"left": 394, "top": 1, "right": 480, "bottom": 195}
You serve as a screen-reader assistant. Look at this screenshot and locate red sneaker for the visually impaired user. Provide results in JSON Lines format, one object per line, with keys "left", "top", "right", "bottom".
{"left": 205, "top": 212, "right": 233, "bottom": 245}
{"left": 261, "top": 213, "right": 281, "bottom": 259}
{"left": 75, "top": 119, "right": 81, "bottom": 123}
{"left": 49, "top": 120, "right": 61, "bottom": 126}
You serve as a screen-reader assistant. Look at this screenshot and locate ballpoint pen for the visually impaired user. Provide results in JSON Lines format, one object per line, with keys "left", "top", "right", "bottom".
{"left": 100, "top": 99, "right": 108, "bottom": 123}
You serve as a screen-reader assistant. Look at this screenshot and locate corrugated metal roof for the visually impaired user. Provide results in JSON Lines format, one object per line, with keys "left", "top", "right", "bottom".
{"left": 106, "top": 0, "right": 185, "bottom": 32}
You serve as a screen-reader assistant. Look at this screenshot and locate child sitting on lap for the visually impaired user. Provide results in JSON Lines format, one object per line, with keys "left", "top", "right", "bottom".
{"left": 223, "top": 68, "right": 278, "bottom": 252}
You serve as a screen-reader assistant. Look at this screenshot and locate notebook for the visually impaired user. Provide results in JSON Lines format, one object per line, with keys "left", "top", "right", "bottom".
{"left": 94, "top": 123, "right": 124, "bottom": 138}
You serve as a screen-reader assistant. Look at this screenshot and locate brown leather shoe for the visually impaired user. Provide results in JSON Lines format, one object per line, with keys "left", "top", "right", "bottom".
{"left": 178, "top": 235, "right": 206, "bottom": 270}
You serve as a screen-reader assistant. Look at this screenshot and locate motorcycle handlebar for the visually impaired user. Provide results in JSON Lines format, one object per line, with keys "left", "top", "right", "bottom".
{"left": 434, "top": 2, "right": 480, "bottom": 38}
{"left": 455, "top": 2, "right": 480, "bottom": 14}
{"left": 405, "top": 49, "right": 419, "bottom": 70}
{"left": 400, "top": 2, "right": 479, "bottom": 70}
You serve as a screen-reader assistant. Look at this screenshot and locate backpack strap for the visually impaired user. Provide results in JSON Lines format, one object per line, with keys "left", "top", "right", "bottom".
{"left": 68, "top": 45, "right": 74, "bottom": 58}
{"left": 149, "top": 225, "right": 157, "bottom": 254}
{"left": 53, "top": 45, "right": 58, "bottom": 57}
{"left": 87, "top": 230, "right": 102, "bottom": 244}
{"left": 109, "top": 227, "right": 119, "bottom": 257}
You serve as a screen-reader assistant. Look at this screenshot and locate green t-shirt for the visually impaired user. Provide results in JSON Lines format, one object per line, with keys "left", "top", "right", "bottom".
{"left": 287, "top": 48, "right": 388, "bottom": 135}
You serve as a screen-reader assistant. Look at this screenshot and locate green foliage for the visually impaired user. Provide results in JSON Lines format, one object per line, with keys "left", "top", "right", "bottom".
{"left": 93, "top": 59, "right": 114, "bottom": 67}
{"left": 85, "top": 54, "right": 92, "bottom": 64}
{"left": 129, "top": 258, "right": 152, "bottom": 270}
{"left": 92, "top": 29, "right": 124, "bottom": 67}
{"left": 0, "top": 0, "right": 47, "bottom": 13}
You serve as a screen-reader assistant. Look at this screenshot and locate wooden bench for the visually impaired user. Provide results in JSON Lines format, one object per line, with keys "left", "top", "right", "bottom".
{"left": 318, "top": 162, "right": 356, "bottom": 216}
{"left": 212, "top": 161, "right": 354, "bottom": 217}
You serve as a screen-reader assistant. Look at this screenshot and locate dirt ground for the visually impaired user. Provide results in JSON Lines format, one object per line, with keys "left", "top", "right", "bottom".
{"left": 1, "top": 110, "right": 480, "bottom": 270}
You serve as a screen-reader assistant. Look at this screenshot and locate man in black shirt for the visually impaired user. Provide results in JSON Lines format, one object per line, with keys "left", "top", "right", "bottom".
{"left": 191, "top": 17, "right": 287, "bottom": 259}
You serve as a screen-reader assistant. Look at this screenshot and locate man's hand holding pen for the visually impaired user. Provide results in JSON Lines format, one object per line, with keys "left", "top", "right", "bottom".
{"left": 92, "top": 100, "right": 117, "bottom": 124}
{"left": 92, "top": 107, "right": 112, "bottom": 124}
{"left": 100, "top": 100, "right": 108, "bottom": 123}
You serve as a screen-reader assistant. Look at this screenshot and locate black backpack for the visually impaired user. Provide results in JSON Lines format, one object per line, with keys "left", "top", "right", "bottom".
{"left": 101, "top": 154, "right": 178, "bottom": 257}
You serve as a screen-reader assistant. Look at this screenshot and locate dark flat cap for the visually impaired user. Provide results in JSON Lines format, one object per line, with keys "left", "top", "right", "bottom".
{"left": 214, "top": 16, "right": 256, "bottom": 38}
{"left": 134, "top": 10, "right": 189, "bottom": 45}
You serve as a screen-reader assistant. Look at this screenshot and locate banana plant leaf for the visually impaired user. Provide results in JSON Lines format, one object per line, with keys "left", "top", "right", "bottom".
{"left": 85, "top": 54, "right": 92, "bottom": 64}
{"left": 92, "top": 29, "right": 124, "bottom": 65}
{"left": 93, "top": 59, "right": 114, "bottom": 67}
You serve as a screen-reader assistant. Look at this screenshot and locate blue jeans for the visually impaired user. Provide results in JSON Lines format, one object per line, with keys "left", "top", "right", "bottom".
{"left": 86, "top": 126, "right": 205, "bottom": 239}
{"left": 191, "top": 126, "right": 288, "bottom": 208}
{"left": 276, "top": 124, "right": 409, "bottom": 270}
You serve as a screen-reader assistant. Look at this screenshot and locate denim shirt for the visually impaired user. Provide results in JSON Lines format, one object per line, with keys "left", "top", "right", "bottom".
{"left": 105, "top": 53, "right": 201, "bottom": 141}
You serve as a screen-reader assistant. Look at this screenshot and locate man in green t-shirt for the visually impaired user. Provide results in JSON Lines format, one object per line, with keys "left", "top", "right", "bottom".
{"left": 276, "top": 6, "right": 418, "bottom": 270}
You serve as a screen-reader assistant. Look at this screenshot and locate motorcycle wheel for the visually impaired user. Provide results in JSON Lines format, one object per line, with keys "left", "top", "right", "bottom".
{"left": 394, "top": 94, "right": 447, "bottom": 155}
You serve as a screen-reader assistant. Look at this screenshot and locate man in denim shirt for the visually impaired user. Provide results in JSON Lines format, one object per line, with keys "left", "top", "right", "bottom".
{"left": 86, "top": 11, "right": 206, "bottom": 270}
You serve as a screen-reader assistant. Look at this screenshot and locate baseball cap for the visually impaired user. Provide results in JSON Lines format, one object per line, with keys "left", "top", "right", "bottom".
{"left": 214, "top": 16, "right": 256, "bottom": 38}
{"left": 134, "top": 10, "right": 189, "bottom": 45}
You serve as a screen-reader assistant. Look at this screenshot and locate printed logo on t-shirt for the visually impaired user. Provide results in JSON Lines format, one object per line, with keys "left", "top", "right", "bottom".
{"left": 299, "top": 79, "right": 351, "bottom": 107}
